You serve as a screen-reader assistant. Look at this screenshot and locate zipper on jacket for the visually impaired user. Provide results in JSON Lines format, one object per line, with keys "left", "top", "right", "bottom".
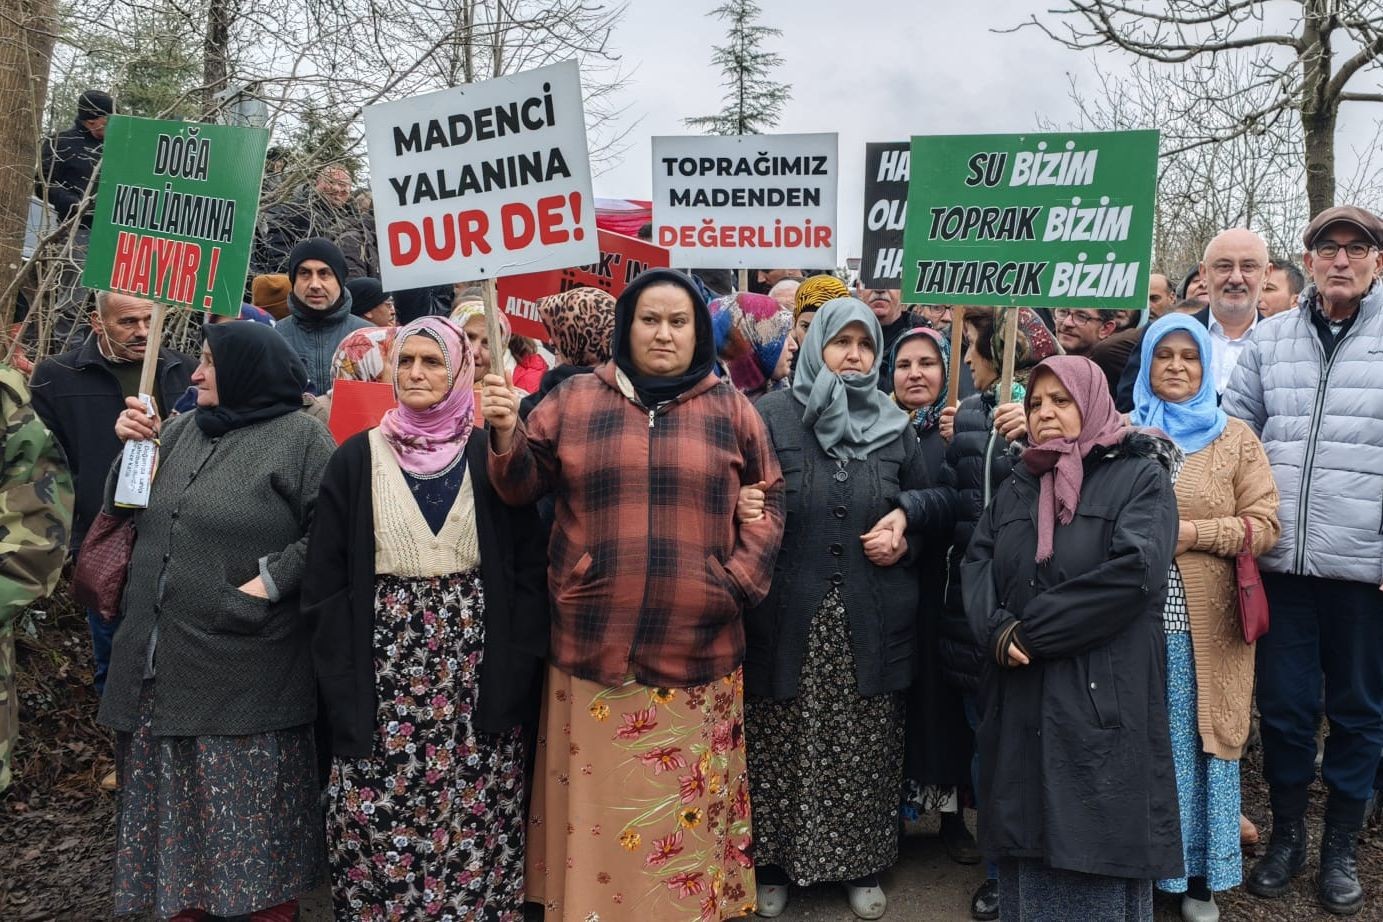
{"left": 630, "top": 399, "right": 669, "bottom": 666}
{"left": 982, "top": 429, "right": 1000, "bottom": 509}
{"left": 648, "top": 407, "right": 656, "bottom": 429}
{"left": 1294, "top": 313, "right": 1352, "bottom": 573}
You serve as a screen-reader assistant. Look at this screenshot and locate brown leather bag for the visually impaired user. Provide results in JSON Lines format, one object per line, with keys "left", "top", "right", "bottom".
{"left": 1236, "top": 517, "right": 1270, "bottom": 644}
{"left": 71, "top": 512, "right": 136, "bottom": 622}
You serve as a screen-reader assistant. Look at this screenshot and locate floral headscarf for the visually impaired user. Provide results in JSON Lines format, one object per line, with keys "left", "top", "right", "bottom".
{"left": 378, "top": 317, "right": 474, "bottom": 476}
{"left": 330, "top": 326, "right": 398, "bottom": 383}
{"left": 709, "top": 292, "right": 794, "bottom": 395}
{"left": 888, "top": 325, "right": 950, "bottom": 433}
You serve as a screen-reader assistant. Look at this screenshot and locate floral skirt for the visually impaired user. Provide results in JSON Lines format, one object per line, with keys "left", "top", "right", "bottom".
{"left": 745, "top": 588, "right": 905, "bottom": 884}
{"left": 1156, "top": 631, "right": 1242, "bottom": 893}
{"left": 112, "top": 681, "right": 322, "bottom": 918}
{"left": 526, "top": 664, "right": 755, "bottom": 922}
{"left": 327, "top": 571, "right": 527, "bottom": 922}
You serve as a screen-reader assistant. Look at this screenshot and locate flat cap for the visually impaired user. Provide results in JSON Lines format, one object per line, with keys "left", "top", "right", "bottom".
{"left": 1302, "top": 205, "right": 1383, "bottom": 249}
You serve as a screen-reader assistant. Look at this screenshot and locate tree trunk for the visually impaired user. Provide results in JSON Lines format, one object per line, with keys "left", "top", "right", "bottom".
{"left": 203, "top": 0, "right": 234, "bottom": 115}
{"left": 1300, "top": 0, "right": 1336, "bottom": 216}
{"left": 0, "top": 0, "right": 58, "bottom": 329}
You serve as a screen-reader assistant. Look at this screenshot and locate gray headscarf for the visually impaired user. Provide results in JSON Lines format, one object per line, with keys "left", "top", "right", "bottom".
{"left": 791, "top": 297, "right": 910, "bottom": 460}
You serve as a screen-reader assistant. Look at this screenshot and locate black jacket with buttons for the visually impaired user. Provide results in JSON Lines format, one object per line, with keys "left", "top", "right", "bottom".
{"left": 744, "top": 389, "right": 929, "bottom": 699}
{"left": 961, "top": 431, "right": 1183, "bottom": 879}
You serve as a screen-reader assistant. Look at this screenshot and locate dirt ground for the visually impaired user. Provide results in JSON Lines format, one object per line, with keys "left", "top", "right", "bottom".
{"left": 2, "top": 593, "right": 1378, "bottom": 920}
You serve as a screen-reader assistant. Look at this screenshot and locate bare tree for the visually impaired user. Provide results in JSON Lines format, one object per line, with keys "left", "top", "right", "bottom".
{"left": 685, "top": 0, "right": 791, "bottom": 135}
{"left": 1015, "top": 0, "right": 1383, "bottom": 216}
{"left": 0, "top": 0, "right": 58, "bottom": 335}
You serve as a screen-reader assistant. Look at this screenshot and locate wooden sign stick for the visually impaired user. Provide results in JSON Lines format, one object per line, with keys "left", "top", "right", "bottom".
{"left": 947, "top": 306, "right": 965, "bottom": 409}
{"left": 737, "top": 268, "right": 749, "bottom": 294}
{"left": 482, "top": 277, "right": 510, "bottom": 384}
{"left": 997, "top": 307, "right": 1020, "bottom": 404}
{"left": 137, "top": 302, "right": 167, "bottom": 412}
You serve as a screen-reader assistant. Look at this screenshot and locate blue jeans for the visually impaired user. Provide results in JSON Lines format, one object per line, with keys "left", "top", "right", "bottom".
{"left": 1257, "top": 573, "right": 1383, "bottom": 819}
{"left": 963, "top": 692, "right": 999, "bottom": 880}
{"left": 87, "top": 608, "right": 121, "bottom": 696}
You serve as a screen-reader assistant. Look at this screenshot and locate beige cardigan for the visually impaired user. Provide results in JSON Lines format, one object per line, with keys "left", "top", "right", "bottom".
{"left": 1175, "top": 416, "right": 1280, "bottom": 761}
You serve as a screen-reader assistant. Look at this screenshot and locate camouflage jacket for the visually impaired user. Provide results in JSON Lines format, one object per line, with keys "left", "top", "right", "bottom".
{"left": 0, "top": 364, "right": 73, "bottom": 631}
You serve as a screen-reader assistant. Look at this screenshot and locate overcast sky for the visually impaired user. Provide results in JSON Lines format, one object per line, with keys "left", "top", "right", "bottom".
{"left": 591, "top": 0, "right": 1382, "bottom": 262}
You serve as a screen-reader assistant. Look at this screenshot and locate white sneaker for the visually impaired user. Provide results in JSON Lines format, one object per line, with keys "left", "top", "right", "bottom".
{"left": 755, "top": 883, "right": 788, "bottom": 918}
{"left": 1181, "top": 894, "right": 1219, "bottom": 922}
{"left": 846, "top": 882, "right": 887, "bottom": 920}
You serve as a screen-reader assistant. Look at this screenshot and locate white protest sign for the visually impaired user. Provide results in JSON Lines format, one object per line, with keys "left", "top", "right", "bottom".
{"left": 114, "top": 394, "right": 158, "bottom": 508}
{"left": 651, "top": 133, "right": 838, "bottom": 269}
{"left": 364, "top": 59, "right": 598, "bottom": 289}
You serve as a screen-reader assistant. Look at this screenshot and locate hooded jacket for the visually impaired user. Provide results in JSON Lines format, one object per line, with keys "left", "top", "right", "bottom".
{"left": 274, "top": 291, "right": 372, "bottom": 393}
{"left": 962, "top": 430, "right": 1183, "bottom": 879}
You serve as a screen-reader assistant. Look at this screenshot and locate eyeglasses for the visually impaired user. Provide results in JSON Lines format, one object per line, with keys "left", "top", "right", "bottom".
{"left": 1313, "top": 241, "right": 1376, "bottom": 260}
{"left": 1052, "top": 309, "right": 1102, "bottom": 326}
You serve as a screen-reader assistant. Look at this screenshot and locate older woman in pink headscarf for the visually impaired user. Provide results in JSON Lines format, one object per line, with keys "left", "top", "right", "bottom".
{"left": 304, "top": 316, "right": 548, "bottom": 921}
{"left": 962, "top": 355, "right": 1182, "bottom": 922}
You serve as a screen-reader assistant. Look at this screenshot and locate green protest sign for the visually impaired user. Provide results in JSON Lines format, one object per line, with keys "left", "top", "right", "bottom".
{"left": 83, "top": 115, "right": 269, "bottom": 317}
{"left": 901, "top": 130, "right": 1158, "bottom": 311}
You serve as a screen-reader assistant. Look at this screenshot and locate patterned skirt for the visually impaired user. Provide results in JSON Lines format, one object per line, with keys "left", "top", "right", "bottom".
{"left": 1156, "top": 631, "right": 1242, "bottom": 893}
{"left": 526, "top": 664, "right": 756, "bottom": 922}
{"left": 745, "top": 588, "right": 905, "bottom": 884}
{"left": 112, "top": 681, "right": 322, "bottom": 918}
{"left": 327, "top": 570, "right": 527, "bottom": 922}
{"left": 999, "top": 858, "right": 1153, "bottom": 922}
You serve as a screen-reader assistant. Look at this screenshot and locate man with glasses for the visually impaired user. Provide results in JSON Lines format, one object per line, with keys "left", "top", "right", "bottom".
{"left": 1052, "top": 307, "right": 1119, "bottom": 356}
{"left": 1222, "top": 205, "right": 1383, "bottom": 916}
{"left": 1115, "top": 228, "right": 1269, "bottom": 410}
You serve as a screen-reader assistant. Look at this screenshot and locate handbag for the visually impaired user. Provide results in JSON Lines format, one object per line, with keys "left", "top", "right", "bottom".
{"left": 71, "top": 511, "right": 136, "bottom": 622}
{"left": 1236, "top": 517, "right": 1270, "bottom": 644}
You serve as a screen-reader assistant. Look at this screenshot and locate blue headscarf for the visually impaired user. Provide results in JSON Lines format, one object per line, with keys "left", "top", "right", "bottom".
{"left": 1131, "top": 313, "right": 1227, "bottom": 454}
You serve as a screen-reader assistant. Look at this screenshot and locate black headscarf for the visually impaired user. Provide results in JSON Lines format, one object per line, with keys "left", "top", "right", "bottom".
{"left": 196, "top": 321, "right": 308, "bottom": 437}
{"left": 611, "top": 269, "right": 717, "bottom": 407}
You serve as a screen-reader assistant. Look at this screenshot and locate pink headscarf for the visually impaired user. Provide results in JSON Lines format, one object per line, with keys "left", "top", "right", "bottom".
{"left": 378, "top": 316, "right": 475, "bottom": 476}
{"left": 1021, "top": 356, "right": 1129, "bottom": 564}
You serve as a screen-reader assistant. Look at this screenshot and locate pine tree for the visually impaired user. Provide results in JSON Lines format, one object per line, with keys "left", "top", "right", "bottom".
{"left": 684, "top": 0, "right": 790, "bottom": 136}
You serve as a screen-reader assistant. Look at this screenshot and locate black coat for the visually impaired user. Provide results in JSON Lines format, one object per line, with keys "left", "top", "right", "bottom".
{"left": 303, "top": 429, "right": 548, "bottom": 758}
{"left": 29, "top": 336, "right": 193, "bottom": 550}
{"left": 744, "top": 389, "right": 928, "bottom": 699}
{"left": 37, "top": 121, "right": 102, "bottom": 227}
{"left": 961, "top": 431, "right": 1183, "bottom": 880}
{"left": 900, "top": 425, "right": 973, "bottom": 788}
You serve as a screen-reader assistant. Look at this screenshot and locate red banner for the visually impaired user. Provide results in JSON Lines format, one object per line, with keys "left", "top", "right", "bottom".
{"left": 498, "top": 230, "right": 669, "bottom": 341}
{"left": 327, "top": 380, "right": 396, "bottom": 446}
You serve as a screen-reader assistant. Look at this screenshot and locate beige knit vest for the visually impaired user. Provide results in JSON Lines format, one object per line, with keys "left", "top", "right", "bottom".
{"left": 368, "top": 428, "right": 480, "bottom": 578}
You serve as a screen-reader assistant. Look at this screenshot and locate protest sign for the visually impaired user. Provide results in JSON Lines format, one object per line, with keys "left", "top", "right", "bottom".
{"left": 497, "top": 230, "right": 668, "bottom": 340}
{"left": 364, "top": 59, "right": 599, "bottom": 290}
{"left": 901, "top": 130, "right": 1158, "bottom": 311}
{"left": 83, "top": 115, "right": 269, "bottom": 317}
{"left": 327, "top": 381, "right": 397, "bottom": 446}
{"left": 651, "top": 132, "right": 838, "bottom": 269}
{"left": 860, "top": 142, "right": 909, "bottom": 288}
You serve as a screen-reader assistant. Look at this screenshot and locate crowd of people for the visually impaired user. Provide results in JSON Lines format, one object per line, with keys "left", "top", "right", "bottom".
{"left": 1, "top": 88, "right": 1381, "bottom": 922}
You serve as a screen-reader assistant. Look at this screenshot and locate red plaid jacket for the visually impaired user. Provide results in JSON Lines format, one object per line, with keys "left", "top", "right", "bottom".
{"left": 489, "top": 362, "right": 785, "bottom": 688}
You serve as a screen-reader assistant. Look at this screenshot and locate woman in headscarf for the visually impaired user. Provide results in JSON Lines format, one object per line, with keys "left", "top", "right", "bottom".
{"left": 792, "top": 274, "right": 850, "bottom": 345}
{"left": 304, "top": 316, "right": 548, "bottom": 920}
{"left": 963, "top": 355, "right": 1183, "bottom": 922}
{"left": 103, "top": 322, "right": 336, "bottom": 922}
{"left": 742, "top": 297, "right": 927, "bottom": 920}
{"left": 905, "top": 307, "right": 1060, "bottom": 919}
{"left": 481, "top": 268, "right": 785, "bottom": 922}
{"left": 710, "top": 292, "right": 797, "bottom": 397}
{"left": 1131, "top": 314, "right": 1280, "bottom": 922}
{"left": 519, "top": 286, "right": 617, "bottom": 420}
{"left": 299, "top": 326, "right": 399, "bottom": 425}
{"left": 451, "top": 298, "right": 515, "bottom": 384}
{"left": 882, "top": 325, "right": 977, "bottom": 866}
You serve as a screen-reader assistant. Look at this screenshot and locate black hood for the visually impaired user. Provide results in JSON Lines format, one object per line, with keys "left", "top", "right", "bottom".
{"left": 610, "top": 268, "right": 716, "bottom": 407}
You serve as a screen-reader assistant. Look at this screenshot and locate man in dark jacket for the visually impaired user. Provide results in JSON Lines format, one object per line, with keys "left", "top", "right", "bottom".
{"left": 35, "top": 90, "right": 114, "bottom": 350}
{"left": 854, "top": 280, "right": 926, "bottom": 392}
{"left": 255, "top": 164, "right": 378, "bottom": 280}
{"left": 29, "top": 290, "right": 192, "bottom": 701}
{"left": 274, "top": 237, "right": 371, "bottom": 392}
